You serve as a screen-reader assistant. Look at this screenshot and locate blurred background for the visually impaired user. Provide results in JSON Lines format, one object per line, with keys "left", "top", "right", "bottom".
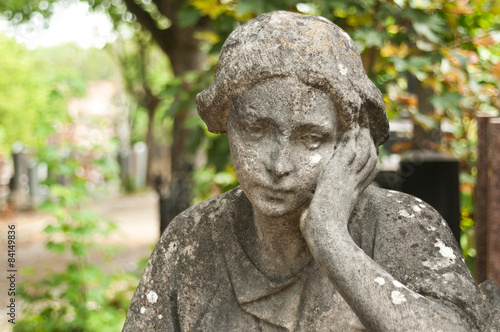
{"left": 0, "top": 0, "right": 499, "bottom": 330}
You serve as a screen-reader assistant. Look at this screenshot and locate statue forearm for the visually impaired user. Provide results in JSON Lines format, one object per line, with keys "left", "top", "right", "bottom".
{"left": 303, "top": 213, "right": 474, "bottom": 332}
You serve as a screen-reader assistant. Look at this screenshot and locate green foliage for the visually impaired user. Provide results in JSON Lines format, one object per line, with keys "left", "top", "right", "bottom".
{"left": 0, "top": 36, "right": 119, "bottom": 156}
{"left": 0, "top": 0, "right": 52, "bottom": 24}
{"left": 0, "top": 37, "right": 135, "bottom": 331}
{"left": 109, "top": 32, "right": 171, "bottom": 101}
{"left": 0, "top": 36, "right": 68, "bottom": 155}
{"left": 191, "top": 130, "right": 239, "bottom": 204}
{"left": 16, "top": 263, "right": 135, "bottom": 332}
{"left": 192, "top": 165, "right": 239, "bottom": 204}
{"left": 459, "top": 171, "right": 476, "bottom": 272}
{"left": 14, "top": 135, "right": 137, "bottom": 332}
{"left": 35, "top": 43, "right": 120, "bottom": 93}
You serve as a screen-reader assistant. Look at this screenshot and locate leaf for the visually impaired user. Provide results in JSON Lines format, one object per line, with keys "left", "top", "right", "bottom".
{"left": 354, "top": 28, "right": 386, "bottom": 48}
{"left": 408, "top": 108, "right": 438, "bottom": 131}
{"left": 46, "top": 241, "right": 66, "bottom": 254}
{"left": 403, "top": 8, "right": 448, "bottom": 43}
{"left": 177, "top": 6, "right": 201, "bottom": 27}
{"left": 73, "top": 223, "right": 97, "bottom": 237}
{"left": 207, "top": 135, "right": 231, "bottom": 172}
{"left": 430, "top": 92, "right": 463, "bottom": 117}
{"left": 71, "top": 242, "right": 88, "bottom": 257}
{"left": 193, "top": 31, "right": 220, "bottom": 44}
{"left": 390, "top": 55, "right": 438, "bottom": 80}
{"left": 44, "top": 224, "right": 61, "bottom": 234}
{"left": 187, "top": 125, "right": 205, "bottom": 154}
{"left": 413, "top": 21, "right": 442, "bottom": 43}
{"left": 214, "top": 171, "right": 237, "bottom": 187}
{"left": 71, "top": 210, "right": 101, "bottom": 223}
{"left": 164, "top": 98, "right": 181, "bottom": 118}
{"left": 235, "top": 0, "right": 261, "bottom": 17}
{"left": 192, "top": 0, "right": 228, "bottom": 19}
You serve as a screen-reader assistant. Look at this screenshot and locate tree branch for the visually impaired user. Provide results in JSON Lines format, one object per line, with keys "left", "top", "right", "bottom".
{"left": 122, "top": 0, "right": 175, "bottom": 56}
{"left": 151, "top": 0, "right": 179, "bottom": 23}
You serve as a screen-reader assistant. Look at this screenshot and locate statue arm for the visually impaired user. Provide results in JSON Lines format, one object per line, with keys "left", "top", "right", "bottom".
{"left": 304, "top": 222, "right": 479, "bottom": 331}
{"left": 301, "top": 127, "right": 482, "bottom": 331}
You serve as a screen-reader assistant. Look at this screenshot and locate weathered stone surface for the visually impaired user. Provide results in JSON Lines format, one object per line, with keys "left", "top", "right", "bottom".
{"left": 124, "top": 11, "right": 499, "bottom": 331}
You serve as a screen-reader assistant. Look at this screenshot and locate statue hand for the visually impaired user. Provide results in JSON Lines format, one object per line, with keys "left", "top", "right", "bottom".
{"left": 301, "top": 125, "right": 378, "bottom": 237}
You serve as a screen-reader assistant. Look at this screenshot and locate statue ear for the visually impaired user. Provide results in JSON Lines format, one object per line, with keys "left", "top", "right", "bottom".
{"left": 363, "top": 91, "right": 390, "bottom": 148}
{"left": 218, "top": 100, "right": 232, "bottom": 134}
{"left": 358, "top": 106, "right": 370, "bottom": 129}
{"left": 357, "top": 102, "right": 381, "bottom": 154}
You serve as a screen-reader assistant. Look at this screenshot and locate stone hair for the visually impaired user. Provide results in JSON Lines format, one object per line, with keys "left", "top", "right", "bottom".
{"left": 196, "top": 11, "right": 390, "bottom": 147}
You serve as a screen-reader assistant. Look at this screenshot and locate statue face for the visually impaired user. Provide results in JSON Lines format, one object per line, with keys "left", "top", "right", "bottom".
{"left": 228, "top": 78, "right": 338, "bottom": 218}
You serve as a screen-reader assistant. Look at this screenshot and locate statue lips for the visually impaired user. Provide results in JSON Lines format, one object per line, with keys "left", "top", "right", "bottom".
{"left": 259, "top": 185, "right": 295, "bottom": 201}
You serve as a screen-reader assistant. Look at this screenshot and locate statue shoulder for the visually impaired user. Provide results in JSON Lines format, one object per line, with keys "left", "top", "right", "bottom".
{"left": 164, "top": 186, "right": 244, "bottom": 239}
{"left": 361, "top": 186, "right": 450, "bottom": 237}
{"left": 358, "top": 187, "right": 488, "bottom": 326}
{"left": 350, "top": 186, "right": 450, "bottom": 258}
{"left": 157, "top": 186, "right": 245, "bottom": 264}
{"left": 363, "top": 186, "right": 443, "bottom": 221}
{"left": 124, "top": 187, "right": 245, "bottom": 331}
{"left": 360, "top": 185, "right": 461, "bottom": 265}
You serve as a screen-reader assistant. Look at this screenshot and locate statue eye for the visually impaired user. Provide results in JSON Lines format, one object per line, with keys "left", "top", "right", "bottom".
{"left": 243, "top": 122, "right": 267, "bottom": 140}
{"left": 300, "top": 134, "right": 323, "bottom": 150}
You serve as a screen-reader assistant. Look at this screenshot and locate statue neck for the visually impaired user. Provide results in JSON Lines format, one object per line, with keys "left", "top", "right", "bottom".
{"left": 238, "top": 205, "right": 312, "bottom": 282}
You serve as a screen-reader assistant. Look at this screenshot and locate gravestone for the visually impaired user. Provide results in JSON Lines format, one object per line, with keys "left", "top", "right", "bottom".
{"left": 10, "top": 142, "right": 25, "bottom": 192}
{"left": 117, "top": 148, "right": 131, "bottom": 189}
{"left": 27, "top": 158, "right": 39, "bottom": 204}
{"left": 399, "top": 151, "right": 461, "bottom": 243}
{"left": 9, "top": 142, "right": 31, "bottom": 209}
{"left": 131, "top": 142, "right": 148, "bottom": 189}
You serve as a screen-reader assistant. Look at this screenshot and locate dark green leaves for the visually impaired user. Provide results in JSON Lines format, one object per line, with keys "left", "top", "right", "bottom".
{"left": 402, "top": 8, "right": 449, "bottom": 43}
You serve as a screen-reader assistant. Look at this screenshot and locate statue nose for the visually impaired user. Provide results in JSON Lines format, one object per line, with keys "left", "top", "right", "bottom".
{"left": 265, "top": 140, "right": 293, "bottom": 179}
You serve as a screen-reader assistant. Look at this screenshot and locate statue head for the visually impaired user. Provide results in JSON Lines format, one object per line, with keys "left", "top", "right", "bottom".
{"left": 197, "top": 11, "right": 390, "bottom": 148}
{"left": 197, "top": 11, "right": 390, "bottom": 216}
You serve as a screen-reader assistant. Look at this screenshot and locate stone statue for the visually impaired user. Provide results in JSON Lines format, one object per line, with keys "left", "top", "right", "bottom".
{"left": 123, "top": 11, "right": 500, "bottom": 331}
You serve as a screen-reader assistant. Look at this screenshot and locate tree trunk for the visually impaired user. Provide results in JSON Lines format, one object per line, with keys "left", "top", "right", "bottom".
{"left": 408, "top": 74, "right": 441, "bottom": 149}
{"left": 158, "top": 27, "right": 206, "bottom": 233}
{"left": 122, "top": 0, "right": 209, "bottom": 234}
{"left": 145, "top": 104, "right": 156, "bottom": 187}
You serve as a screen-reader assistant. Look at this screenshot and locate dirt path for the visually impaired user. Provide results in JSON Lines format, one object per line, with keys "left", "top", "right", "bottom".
{"left": 0, "top": 191, "right": 159, "bottom": 331}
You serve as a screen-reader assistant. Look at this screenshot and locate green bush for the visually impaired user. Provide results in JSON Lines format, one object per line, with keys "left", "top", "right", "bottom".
{"left": 14, "top": 141, "right": 140, "bottom": 331}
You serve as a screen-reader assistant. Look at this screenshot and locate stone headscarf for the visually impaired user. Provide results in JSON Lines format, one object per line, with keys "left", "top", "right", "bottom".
{"left": 196, "top": 11, "right": 390, "bottom": 147}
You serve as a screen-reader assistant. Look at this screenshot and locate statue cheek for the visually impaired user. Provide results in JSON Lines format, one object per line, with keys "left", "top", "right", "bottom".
{"left": 233, "top": 147, "right": 261, "bottom": 177}
{"left": 308, "top": 153, "right": 323, "bottom": 166}
{"left": 301, "top": 151, "right": 327, "bottom": 172}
